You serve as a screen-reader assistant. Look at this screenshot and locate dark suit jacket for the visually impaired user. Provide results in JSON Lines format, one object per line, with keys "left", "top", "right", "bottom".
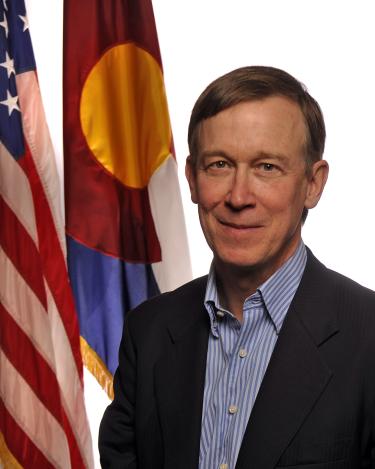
{"left": 99, "top": 249, "right": 375, "bottom": 468}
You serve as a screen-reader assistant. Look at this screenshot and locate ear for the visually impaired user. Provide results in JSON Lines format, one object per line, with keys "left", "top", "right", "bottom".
{"left": 185, "top": 156, "right": 198, "bottom": 204}
{"left": 304, "top": 160, "right": 329, "bottom": 209}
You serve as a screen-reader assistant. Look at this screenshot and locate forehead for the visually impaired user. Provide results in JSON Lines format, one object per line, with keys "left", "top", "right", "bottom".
{"left": 198, "top": 96, "right": 307, "bottom": 158}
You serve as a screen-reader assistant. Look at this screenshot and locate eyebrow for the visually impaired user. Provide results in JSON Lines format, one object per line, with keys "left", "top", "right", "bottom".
{"left": 199, "top": 150, "right": 289, "bottom": 163}
{"left": 254, "top": 151, "right": 289, "bottom": 163}
{"left": 199, "top": 150, "right": 231, "bottom": 159}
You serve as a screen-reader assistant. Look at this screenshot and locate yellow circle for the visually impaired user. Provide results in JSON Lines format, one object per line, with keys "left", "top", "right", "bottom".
{"left": 80, "top": 43, "right": 171, "bottom": 188}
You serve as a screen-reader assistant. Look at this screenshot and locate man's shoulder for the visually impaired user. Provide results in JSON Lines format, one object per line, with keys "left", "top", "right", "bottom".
{"left": 304, "top": 248, "right": 375, "bottom": 323}
{"left": 126, "top": 275, "right": 208, "bottom": 327}
{"left": 145, "top": 274, "right": 208, "bottom": 308}
{"left": 327, "top": 267, "right": 375, "bottom": 301}
{"left": 325, "top": 267, "right": 375, "bottom": 328}
{"left": 306, "top": 248, "right": 375, "bottom": 303}
{"left": 288, "top": 249, "right": 375, "bottom": 360}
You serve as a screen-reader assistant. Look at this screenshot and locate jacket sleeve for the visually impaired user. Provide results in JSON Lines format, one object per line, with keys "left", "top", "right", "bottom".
{"left": 99, "top": 316, "right": 137, "bottom": 468}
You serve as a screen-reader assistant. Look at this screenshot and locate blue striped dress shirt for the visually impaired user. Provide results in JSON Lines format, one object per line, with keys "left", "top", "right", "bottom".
{"left": 199, "top": 242, "right": 307, "bottom": 469}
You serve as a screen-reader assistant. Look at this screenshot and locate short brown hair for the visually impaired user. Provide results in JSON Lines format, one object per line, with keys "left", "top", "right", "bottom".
{"left": 188, "top": 66, "right": 325, "bottom": 167}
{"left": 187, "top": 66, "right": 326, "bottom": 222}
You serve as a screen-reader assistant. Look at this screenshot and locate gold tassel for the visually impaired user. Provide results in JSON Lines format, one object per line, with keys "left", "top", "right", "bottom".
{"left": 80, "top": 336, "right": 114, "bottom": 400}
{"left": 0, "top": 432, "right": 23, "bottom": 469}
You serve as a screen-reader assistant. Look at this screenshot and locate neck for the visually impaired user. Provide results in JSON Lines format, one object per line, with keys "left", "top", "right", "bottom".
{"left": 215, "top": 265, "right": 262, "bottom": 322}
{"left": 213, "top": 241, "right": 301, "bottom": 322}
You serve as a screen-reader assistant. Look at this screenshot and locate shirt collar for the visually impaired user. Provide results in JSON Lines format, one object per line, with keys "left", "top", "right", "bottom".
{"left": 258, "top": 241, "right": 307, "bottom": 333}
{"left": 204, "top": 241, "right": 307, "bottom": 335}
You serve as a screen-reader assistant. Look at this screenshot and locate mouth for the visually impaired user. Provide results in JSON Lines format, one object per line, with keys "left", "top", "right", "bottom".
{"left": 218, "top": 220, "right": 263, "bottom": 230}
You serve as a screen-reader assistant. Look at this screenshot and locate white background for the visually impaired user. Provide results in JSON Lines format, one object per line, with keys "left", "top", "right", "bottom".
{"left": 25, "top": 1, "right": 375, "bottom": 467}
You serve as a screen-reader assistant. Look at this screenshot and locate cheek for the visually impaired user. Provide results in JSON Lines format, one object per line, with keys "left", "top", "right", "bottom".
{"left": 255, "top": 184, "right": 288, "bottom": 211}
{"left": 196, "top": 181, "right": 227, "bottom": 209}
{"left": 259, "top": 179, "right": 307, "bottom": 209}
{"left": 197, "top": 206, "right": 216, "bottom": 248}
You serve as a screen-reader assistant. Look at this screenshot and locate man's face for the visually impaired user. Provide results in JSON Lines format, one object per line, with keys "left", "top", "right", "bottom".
{"left": 186, "top": 96, "right": 328, "bottom": 280}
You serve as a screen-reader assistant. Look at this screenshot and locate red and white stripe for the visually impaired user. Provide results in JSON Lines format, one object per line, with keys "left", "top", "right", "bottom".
{"left": 0, "top": 71, "right": 93, "bottom": 467}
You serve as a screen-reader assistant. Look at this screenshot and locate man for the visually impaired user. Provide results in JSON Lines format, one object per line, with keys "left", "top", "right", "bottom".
{"left": 99, "top": 66, "right": 375, "bottom": 468}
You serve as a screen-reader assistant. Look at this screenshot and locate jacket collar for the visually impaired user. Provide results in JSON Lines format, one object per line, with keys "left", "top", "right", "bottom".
{"left": 236, "top": 248, "right": 339, "bottom": 468}
{"left": 154, "top": 275, "right": 209, "bottom": 469}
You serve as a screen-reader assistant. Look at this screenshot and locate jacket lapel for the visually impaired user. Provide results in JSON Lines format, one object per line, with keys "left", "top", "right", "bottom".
{"left": 236, "top": 250, "right": 339, "bottom": 469}
{"left": 154, "top": 276, "right": 209, "bottom": 469}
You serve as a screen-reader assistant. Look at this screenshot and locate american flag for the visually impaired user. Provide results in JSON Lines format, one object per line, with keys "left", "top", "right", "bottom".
{"left": 0, "top": 0, "right": 93, "bottom": 467}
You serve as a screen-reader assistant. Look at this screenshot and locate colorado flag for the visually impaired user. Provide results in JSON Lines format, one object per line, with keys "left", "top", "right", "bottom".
{"left": 63, "top": 0, "right": 191, "bottom": 398}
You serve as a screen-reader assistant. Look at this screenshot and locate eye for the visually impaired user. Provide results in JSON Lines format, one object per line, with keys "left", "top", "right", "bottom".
{"left": 204, "top": 160, "right": 231, "bottom": 172}
{"left": 261, "top": 163, "right": 275, "bottom": 171}
{"left": 209, "top": 160, "right": 228, "bottom": 169}
{"left": 256, "top": 161, "right": 283, "bottom": 178}
{"left": 202, "top": 159, "right": 232, "bottom": 176}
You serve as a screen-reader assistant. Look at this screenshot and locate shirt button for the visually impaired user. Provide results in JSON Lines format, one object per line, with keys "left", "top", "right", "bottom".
{"left": 228, "top": 405, "right": 238, "bottom": 414}
{"left": 216, "top": 309, "right": 225, "bottom": 318}
{"left": 239, "top": 348, "right": 247, "bottom": 358}
{"left": 219, "top": 464, "right": 228, "bottom": 469}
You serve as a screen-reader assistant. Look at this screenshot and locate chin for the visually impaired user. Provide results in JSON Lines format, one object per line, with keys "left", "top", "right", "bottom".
{"left": 214, "top": 251, "right": 263, "bottom": 271}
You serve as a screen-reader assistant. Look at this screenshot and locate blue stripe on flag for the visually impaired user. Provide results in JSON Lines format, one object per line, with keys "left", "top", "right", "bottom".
{"left": 67, "top": 235, "right": 159, "bottom": 374}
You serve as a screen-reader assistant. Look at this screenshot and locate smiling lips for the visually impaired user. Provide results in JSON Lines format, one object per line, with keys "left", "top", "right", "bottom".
{"left": 218, "top": 219, "right": 263, "bottom": 230}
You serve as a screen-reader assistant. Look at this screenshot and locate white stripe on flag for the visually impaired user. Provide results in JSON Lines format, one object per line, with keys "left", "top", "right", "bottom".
{"left": 17, "top": 71, "right": 66, "bottom": 258}
{"left": 0, "top": 247, "right": 56, "bottom": 372}
{"left": 45, "top": 286, "right": 94, "bottom": 467}
{"left": 148, "top": 155, "right": 192, "bottom": 293}
{"left": 0, "top": 351, "right": 71, "bottom": 469}
{"left": 0, "top": 143, "right": 38, "bottom": 246}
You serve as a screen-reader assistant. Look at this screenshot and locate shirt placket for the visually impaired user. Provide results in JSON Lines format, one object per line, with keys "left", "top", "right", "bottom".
{"left": 218, "top": 312, "right": 247, "bottom": 468}
{"left": 221, "top": 299, "right": 264, "bottom": 468}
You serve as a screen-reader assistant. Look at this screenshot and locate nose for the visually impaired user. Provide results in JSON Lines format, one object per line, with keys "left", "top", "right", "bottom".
{"left": 225, "top": 167, "right": 256, "bottom": 210}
